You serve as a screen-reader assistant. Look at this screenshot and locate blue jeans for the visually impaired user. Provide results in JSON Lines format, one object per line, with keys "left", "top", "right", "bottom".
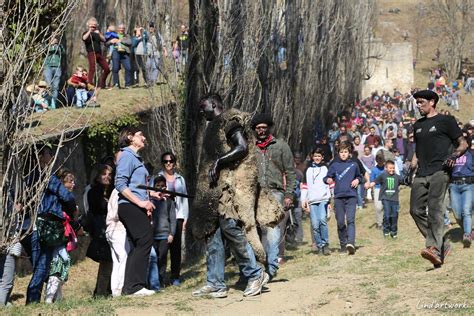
{"left": 261, "top": 190, "right": 284, "bottom": 277}
{"left": 206, "top": 217, "right": 262, "bottom": 289}
{"left": 26, "top": 230, "right": 53, "bottom": 304}
{"left": 111, "top": 50, "right": 132, "bottom": 87}
{"left": 0, "top": 254, "right": 15, "bottom": 305}
{"left": 309, "top": 202, "right": 329, "bottom": 248}
{"left": 146, "top": 55, "right": 162, "bottom": 84}
{"left": 382, "top": 200, "right": 399, "bottom": 234}
{"left": 334, "top": 197, "right": 357, "bottom": 247}
{"left": 43, "top": 66, "right": 61, "bottom": 109}
{"left": 356, "top": 184, "right": 365, "bottom": 207}
{"left": 75, "top": 88, "right": 88, "bottom": 107}
{"left": 147, "top": 246, "right": 160, "bottom": 291}
{"left": 450, "top": 183, "right": 473, "bottom": 235}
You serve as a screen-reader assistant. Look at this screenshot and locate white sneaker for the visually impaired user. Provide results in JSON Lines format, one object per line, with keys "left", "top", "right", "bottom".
{"left": 132, "top": 288, "right": 156, "bottom": 297}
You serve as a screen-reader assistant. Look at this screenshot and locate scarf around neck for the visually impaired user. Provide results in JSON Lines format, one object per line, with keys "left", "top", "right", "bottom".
{"left": 256, "top": 134, "right": 274, "bottom": 151}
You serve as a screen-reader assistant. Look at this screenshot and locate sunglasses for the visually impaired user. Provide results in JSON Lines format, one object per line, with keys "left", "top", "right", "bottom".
{"left": 162, "top": 160, "right": 175, "bottom": 164}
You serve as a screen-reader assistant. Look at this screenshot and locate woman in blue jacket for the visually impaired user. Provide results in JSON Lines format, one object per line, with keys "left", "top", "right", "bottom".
{"left": 114, "top": 127, "right": 156, "bottom": 296}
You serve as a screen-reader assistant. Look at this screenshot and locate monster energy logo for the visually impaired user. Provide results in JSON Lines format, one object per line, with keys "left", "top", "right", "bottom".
{"left": 386, "top": 177, "right": 395, "bottom": 196}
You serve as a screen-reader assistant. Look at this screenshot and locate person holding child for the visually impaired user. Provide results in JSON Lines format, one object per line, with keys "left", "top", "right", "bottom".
{"left": 324, "top": 142, "right": 362, "bottom": 255}
{"left": 68, "top": 66, "right": 89, "bottom": 108}
{"left": 45, "top": 169, "right": 81, "bottom": 304}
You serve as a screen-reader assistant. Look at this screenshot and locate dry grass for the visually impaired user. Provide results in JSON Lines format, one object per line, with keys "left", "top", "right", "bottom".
{"left": 375, "top": 0, "right": 474, "bottom": 123}
{"left": 6, "top": 188, "right": 474, "bottom": 314}
{"left": 25, "top": 84, "right": 175, "bottom": 141}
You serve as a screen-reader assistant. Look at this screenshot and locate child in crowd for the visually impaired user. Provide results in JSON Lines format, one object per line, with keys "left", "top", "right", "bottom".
{"left": 369, "top": 153, "right": 385, "bottom": 230}
{"left": 28, "top": 81, "right": 51, "bottom": 112}
{"left": 68, "top": 66, "right": 89, "bottom": 107}
{"left": 393, "top": 149, "right": 404, "bottom": 179}
{"left": 324, "top": 142, "right": 362, "bottom": 255}
{"left": 301, "top": 148, "right": 331, "bottom": 256}
{"left": 172, "top": 41, "right": 180, "bottom": 66}
{"left": 367, "top": 160, "right": 403, "bottom": 238}
{"left": 150, "top": 175, "right": 176, "bottom": 286}
{"left": 45, "top": 169, "right": 79, "bottom": 304}
{"left": 105, "top": 25, "right": 118, "bottom": 59}
{"left": 360, "top": 145, "right": 375, "bottom": 200}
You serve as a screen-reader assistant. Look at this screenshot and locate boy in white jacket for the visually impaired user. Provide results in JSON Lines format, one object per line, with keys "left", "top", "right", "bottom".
{"left": 301, "top": 148, "right": 332, "bottom": 255}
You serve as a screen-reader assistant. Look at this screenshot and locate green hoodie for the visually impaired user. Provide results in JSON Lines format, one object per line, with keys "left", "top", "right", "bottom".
{"left": 255, "top": 137, "right": 296, "bottom": 200}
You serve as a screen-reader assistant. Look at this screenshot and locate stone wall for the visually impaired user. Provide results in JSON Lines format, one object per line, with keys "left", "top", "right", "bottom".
{"left": 362, "top": 41, "right": 414, "bottom": 98}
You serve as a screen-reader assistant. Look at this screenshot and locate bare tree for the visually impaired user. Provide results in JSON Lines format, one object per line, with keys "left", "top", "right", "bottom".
{"left": 0, "top": 0, "right": 79, "bottom": 252}
{"left": 184, "top": 0, "right": 375, "bottom": 182}
{"left": 432, "top": 0, "right": 474, "bottom": 79}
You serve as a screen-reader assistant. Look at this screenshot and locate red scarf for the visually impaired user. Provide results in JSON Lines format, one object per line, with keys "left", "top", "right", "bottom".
{"left": 256, "top": 134, "right": 273, "bottom": 151}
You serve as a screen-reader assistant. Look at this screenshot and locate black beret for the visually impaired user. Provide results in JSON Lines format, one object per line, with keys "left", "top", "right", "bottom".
{"left": 251, "top": 113, "right": 274, "bottom": 129}
{"left": 413, "top": 90, "right": 439, "bottom": 104}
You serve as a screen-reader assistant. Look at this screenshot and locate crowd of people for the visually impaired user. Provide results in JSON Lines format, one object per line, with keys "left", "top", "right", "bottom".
{"left": 1, "top": 80, "right": 473, "bottom": 303}
{"left": 26, "top": 17, "right": 189, "bottom": 112}
{"left": 2, "top": 1, "right": 473, "bottom": 308}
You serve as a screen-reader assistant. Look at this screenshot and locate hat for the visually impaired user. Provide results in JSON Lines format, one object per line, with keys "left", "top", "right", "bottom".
{"left": 412, "top": 90, "right": 439, "bottom": 105}
{"left": 37, "top": 80, "right": 49, "bottom": 88}
{"left": 251, "top": 113, "right": 274, "bottom": 129}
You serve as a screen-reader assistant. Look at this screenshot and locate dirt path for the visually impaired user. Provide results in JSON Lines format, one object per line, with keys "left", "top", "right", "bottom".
{"left": 9, "top": 189, "right": 473, "bottom": 315}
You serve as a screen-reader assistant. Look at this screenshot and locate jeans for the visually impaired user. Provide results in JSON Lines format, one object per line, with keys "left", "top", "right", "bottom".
{"left": 356, "top": 184, "right": 365, "bottom": 207}
{"left": 410, "top": 170, "right": 450, "bottom": 250}
{"left": 154, "top": 239, "right": 169, "bottom": 285}
{"left": 146, "top": 55, "right": 162, "bottom": 84}
{"left": 334, "top": 197, "right": 357, "bottom": 247}
{"left": 147, "top": 246, "right": 160, "bottom": 291}
{"left": 26, "top": 230, "right": 53, "bottom": 304}
{"left": 382, "top": 200, "right": 399, "bottom": 234}
{"left": 135, "top": 55, "right": 148, "bottom": 84}
{"left": 373, "top": 188, "right": 383, "bottom": 226}
{"left": 261, "top": 190, "right": 284, "bottom": 277}
{"left": 464, "top": 78, "right": 473, "bottom": 94}
{"left": 450, "top": 183, "right": 473, "bottom": 235}
{"left": 111, "top": 50, "right": 132, "bottom": 87}
{"left": 293, "top": 207, "right": 304, "bottom": 242}
{"left": 206, "top": 217, "right": 262, "bottom": 289}
{"left": 0, "top": 254, "right": 15, "bottom": 305}
{"left": 179, "top": 50, "right": 188, "bottom": 71}
{"left": 309, "top": 202, "right": 329, "bottom": 248}
{"left": 75, "top": 88, "right": 88, "bottom": 107}
{"left": 43, "top": 66, "right": 61, "bottom": 109}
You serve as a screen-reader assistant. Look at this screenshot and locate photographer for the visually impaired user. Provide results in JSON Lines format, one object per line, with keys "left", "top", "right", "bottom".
{"left": 82, "top": 17, "right": 110, "bottom": 89}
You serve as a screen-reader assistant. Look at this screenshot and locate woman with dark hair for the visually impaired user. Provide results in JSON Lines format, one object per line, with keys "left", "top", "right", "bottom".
{"left": 87, "top": 164, "right": 113, "bottom": 297}
{"left": 114, "top": 127, "right": 156, "bottom": 296}
{"left": 157, "top": 151, "right": 188, "bottom": 286}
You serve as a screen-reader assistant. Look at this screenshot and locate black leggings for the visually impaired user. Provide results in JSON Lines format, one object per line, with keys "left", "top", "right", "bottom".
{"left": 118, "top": 203, "right": 153, "bottom": 295}
{"left": 169, "top": 219, "right": 184, "bottom": 279}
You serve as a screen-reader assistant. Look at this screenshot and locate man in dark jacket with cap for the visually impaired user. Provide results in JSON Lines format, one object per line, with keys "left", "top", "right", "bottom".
{"left": 409, "top": 90, "right": 468, "bottom": 268}
{"left": 252, "top": 113, "right": 296, "bottom": 279}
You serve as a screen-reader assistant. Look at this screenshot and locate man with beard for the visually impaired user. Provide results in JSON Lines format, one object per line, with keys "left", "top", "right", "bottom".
{"left": 252, "top": 114, "right": 296, "bottom": 278}
{"left": 410, "top": 90, "right": 468, "bottom": 268}
{"left": 191, "top": 94, "right": 280, "bottom": 298}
